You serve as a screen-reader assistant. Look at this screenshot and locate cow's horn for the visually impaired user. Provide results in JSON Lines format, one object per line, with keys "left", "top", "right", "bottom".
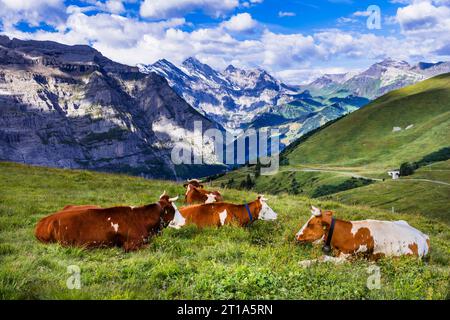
{"left": 311, "top": 205, "right": 321, "bottom": 216}
{"left": 159, "top": 190, "right": 167, "bottom": 199}
{"left": 169, "top": 196, "right": 179, "bottom": 202}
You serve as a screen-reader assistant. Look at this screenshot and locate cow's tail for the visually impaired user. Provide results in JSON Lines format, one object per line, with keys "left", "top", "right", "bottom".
{"left": 35, "top": 217, "right": 57, "bottom": 243}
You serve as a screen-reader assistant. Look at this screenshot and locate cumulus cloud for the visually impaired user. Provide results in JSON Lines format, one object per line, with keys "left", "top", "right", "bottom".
{"left": 396, "top": 0, "right": 450, "bottom": 34}
{"left": 0, "top": 0, "right": 65, "bottom": 28}
{"left": 221, "top": 13, "right": 257, "bottom": 32}
{"left": 1, "top": 0, "right": 449, "bottom": 84}
{"left": 140, "top": 0, "right": 239, "bottom": 18}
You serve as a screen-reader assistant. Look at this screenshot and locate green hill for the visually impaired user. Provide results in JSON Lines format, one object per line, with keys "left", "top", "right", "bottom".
{"left": 0, "top": 162, "right": 449, "bottom": 299}
{"left": 284, "top": 73, "right": 450, "bottom": 168}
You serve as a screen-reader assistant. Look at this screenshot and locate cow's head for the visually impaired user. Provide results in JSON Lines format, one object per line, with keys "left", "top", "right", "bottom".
{"left": 257, "top": 195, "right": 278, "bottom": 221}
{"left": 296, "top": 206, "right": 333, "bottom": 243}
{"left": 158, "top": 191, "right": 180, "bottom": 226}
{"left": 183, "top": 179, "right": 204, "bottom": 188}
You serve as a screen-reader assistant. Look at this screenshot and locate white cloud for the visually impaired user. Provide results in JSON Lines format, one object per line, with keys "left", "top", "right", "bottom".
{"left": 140, "top": 0, "right": 239, "bottom": 18}
{"left": 221, "top": 13, "right": 257, "bottom": 32}
{"left": 1, "top": 0, "right": 449, "bottom": 84}
{"left": 0, "top": 0, "right": 65, "bottom": 28}
{"left": 396, "top": 0, "right": 450, "bottom": 34}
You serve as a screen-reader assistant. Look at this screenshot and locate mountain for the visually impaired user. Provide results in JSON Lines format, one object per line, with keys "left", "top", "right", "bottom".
{"left": 0, "top": 36, "right": 225, "bottom": 180}
{"left": 139, "top": 58, "right": 300, "bottom": 132}
{"left": 306, "top": 58, "right": 450, "bottom": 99}
{"left": 139, "top": 58, "right": 370, "bottom": 147}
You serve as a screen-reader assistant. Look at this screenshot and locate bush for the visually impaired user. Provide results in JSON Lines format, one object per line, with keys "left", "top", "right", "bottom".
{"left": 312, "top": 177, "right": 374, "bottom": 198}
{"left": 399, "top": 162, "right": 418, "bottom": 176}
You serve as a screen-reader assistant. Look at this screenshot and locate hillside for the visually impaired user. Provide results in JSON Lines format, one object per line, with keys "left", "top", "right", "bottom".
{"left": 212, "top": 74, "right": 450, "bottom": 221}
{"left": 0, "top": 162, "right": 449, "bottom": 299}
{"left": 285, "top": 73, "right": 450, "bottom": 168}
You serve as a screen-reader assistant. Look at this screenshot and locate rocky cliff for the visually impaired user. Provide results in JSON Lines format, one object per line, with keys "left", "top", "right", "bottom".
{"left": 0, "top": 36, "right": 224, "bottom": 180}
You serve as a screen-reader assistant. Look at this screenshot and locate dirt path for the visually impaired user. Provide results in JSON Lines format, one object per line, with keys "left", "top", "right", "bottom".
{"left": 282, "top": 167, "right": 450, "bottom": 186}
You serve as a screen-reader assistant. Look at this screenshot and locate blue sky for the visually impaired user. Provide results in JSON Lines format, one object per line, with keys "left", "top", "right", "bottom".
{"left": 1, "top": 0, "right": 449, "bottom": 84}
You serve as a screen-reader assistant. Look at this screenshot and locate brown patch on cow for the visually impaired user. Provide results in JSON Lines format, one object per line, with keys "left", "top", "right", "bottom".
{"left": 179, "top": 198, "right": 263, "bottom": 228}
{"left": 408, "top": 242, "right": 419, "bottom": 256}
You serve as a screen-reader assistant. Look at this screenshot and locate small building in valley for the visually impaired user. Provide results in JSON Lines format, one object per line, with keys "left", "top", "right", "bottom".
{"left": 388, "top": 170, "right": 400, "bottom": 180}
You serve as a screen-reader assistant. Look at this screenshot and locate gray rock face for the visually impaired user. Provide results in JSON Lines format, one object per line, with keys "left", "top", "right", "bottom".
{"left": 0, "top": 36, "right": 224, "bottom": 179}
{"left": 138, "top": 57, "right": 299, "bottom": 132}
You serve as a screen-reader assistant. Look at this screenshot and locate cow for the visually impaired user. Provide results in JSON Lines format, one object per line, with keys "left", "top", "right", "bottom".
{"left": 184, "top": 179, "right": 224, "bottom": 204}
{"left": 34, "top": 192, "right": 180, "bottom": 251}
{"left": 169, "top": 195, "right": 277, "bottom": 229}
{"left": 295, "top": 206, "right": 430, "bottom": 266}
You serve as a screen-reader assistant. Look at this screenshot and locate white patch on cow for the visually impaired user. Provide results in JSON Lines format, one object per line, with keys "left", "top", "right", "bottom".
{"left": 185, "top": 184, "right": 191, "bottom": 195}
{"left": 350, "top": 219, "right": 429, "bottom": 257}
{"left": 111, "top": 222, "right": 119, "bottom": 233}
{"left": 219, "top": 210, "right": 227, "bottom": 226}
{"left": 107, "top": 217, "right": 111, "bottom": 221}
{"left": 258, "top": 199, "right": 278, "bottom": 221}
{"left": 356, "top": 244, "right": 368, "bottom": 253}
{"left": 205, "top": 193, "right": 216, "bottom": 204}
{"left": 168, "top": 202, "right": 186, "bottom": 229}
{"left": 296, "top": 216, "right": 314, "bottom": 238}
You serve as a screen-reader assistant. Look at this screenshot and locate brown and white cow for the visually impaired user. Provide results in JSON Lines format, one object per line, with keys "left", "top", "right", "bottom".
{"left": 295, "top": 206, "right": 430, "bottom": 265}
{"left": 169, "top": 195, "right": 277, "bottom": 229}
{"left": 184, "top": 179, "right": 224, "bottom": 204}
{"left": 35, "top": 192, "right": 180, "bottom": 251}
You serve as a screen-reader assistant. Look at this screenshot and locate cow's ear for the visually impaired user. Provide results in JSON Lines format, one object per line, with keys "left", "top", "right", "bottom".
{"left": 183, "top": 183, "right": 188, "bottom": 187}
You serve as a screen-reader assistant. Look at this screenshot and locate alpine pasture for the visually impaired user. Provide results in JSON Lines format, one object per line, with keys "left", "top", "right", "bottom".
{"left": 0, "top": 162, "right": 448, "bottom": 299}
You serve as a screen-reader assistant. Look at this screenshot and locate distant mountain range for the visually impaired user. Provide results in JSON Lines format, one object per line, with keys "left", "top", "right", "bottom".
{"left": 140, "top": 57, "right": 450, "bottom": 147}
{"left": 1, "top": 35, "right": 450, "bottom": 180}
{"left": 305, "top": 58, "right": 450, "bottom": 99}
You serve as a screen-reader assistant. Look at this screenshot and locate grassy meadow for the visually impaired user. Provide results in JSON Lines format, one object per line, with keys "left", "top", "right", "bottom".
{"left": 0, "top": 162, "right": 449, "bottom": 299}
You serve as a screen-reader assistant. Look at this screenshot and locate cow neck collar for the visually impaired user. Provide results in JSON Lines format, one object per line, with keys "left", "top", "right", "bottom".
{"left": 244, "top": 201, "right": 261, "bottom": 223}
{"left": 244, "top": 204, "right": 253, "bottom": 222}
{"left": 322, "top": 217, "right": 336, "bottom": 255}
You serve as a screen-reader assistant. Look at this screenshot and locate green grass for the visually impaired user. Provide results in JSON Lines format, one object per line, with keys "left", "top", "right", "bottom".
{"left": 325, "top": 161, "right": 450, "bottom": 223}
{"left": 0, "top": 162, "right": 449, "bottom": 299}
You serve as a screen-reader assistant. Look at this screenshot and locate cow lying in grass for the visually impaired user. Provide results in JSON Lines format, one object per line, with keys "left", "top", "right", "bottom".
{"left": 296, "top": 206, "right": 430, "bottom": 266}
{"left": 184, "top": 179, "right": 223, "bottom": 204}
{"left": 35, "top": 192, "right": 179, "bottom": 251}
{"left": 169, "top": 195, "right": 277, "bottom": 228}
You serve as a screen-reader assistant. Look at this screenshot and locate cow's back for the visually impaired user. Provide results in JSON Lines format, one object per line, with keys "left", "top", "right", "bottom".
{"left": 351, "top": 220, "right": 430, "bottom": 257}
{"left": 180, "top": 203, "right": 234, "bottom": 227}
{"left": 35, "top": 207, "right": 134, "bottom": 247}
